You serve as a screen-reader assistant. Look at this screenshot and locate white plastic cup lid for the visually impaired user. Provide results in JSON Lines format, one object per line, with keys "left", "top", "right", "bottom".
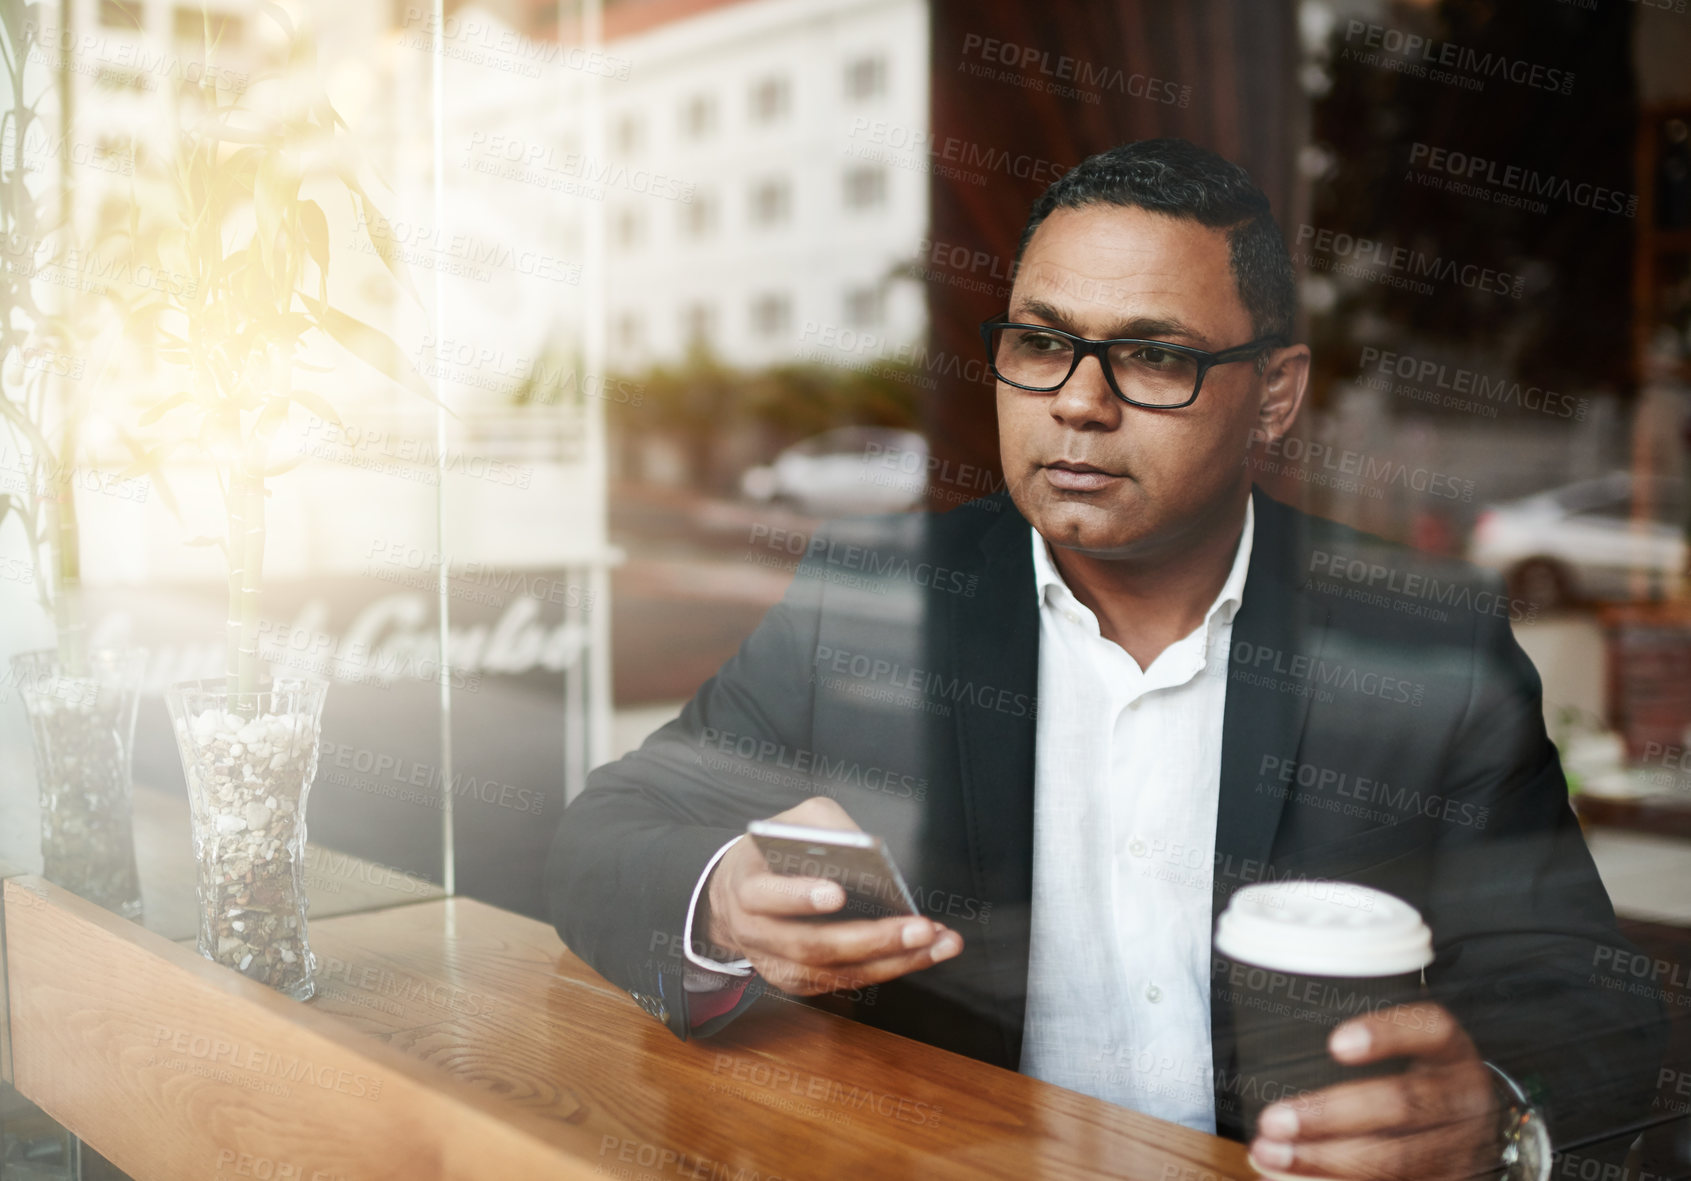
{"left": 1215, "top": 880, "right": 1432, "bottom": 978}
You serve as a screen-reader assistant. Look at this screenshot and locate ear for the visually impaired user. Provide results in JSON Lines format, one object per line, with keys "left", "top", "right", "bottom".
{"left": 1254, "top": 343, "right": 1311, "bottom": 447}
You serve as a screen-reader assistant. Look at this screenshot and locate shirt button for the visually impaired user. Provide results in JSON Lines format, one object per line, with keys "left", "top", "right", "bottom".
{"left": 1129, "top": 839, "right": 1147, "bottom": 857}
{"left": 1146, "top": 983, "right": 1162, "bottom": 1003}
{"left": 1063, "top": 609, "right": 1082, "bottom": 625}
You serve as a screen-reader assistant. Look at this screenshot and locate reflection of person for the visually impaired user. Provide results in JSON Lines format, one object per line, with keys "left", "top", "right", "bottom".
{"left": 549, "top": 139, "right": 1665, "bottom": 1179}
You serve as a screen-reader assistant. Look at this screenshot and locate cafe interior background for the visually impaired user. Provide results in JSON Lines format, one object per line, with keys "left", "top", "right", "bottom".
{"left": 1, "top": 0, "right": 1690, "bottom": 1174}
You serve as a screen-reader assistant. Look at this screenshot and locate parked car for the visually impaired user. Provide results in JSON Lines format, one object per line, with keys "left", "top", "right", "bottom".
{"left": 1468, "top": 471, "right": 1688, "bottom": 608}
{"left": 740, "top": 426, "right": 928, "bottom": 516}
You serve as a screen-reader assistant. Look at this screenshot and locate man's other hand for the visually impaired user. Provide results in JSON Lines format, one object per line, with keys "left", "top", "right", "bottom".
{"left": 1248, "top": 1002, "right": 1502, "bottom": 1180}
{"left": 700, "top": 796, "right": 964, "bottom": 996}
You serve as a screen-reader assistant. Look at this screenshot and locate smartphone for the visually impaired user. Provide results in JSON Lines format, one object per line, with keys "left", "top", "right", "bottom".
{"left": 746, "top": 820, "right": 920, "bottom": 922}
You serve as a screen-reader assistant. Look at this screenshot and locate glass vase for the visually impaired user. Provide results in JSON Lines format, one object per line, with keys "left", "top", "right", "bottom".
{"left": 165, "top": 676, "right": 329, "bottom": 1000}
{"left": 11, "top": 648, "right": 146, "bottom": 919}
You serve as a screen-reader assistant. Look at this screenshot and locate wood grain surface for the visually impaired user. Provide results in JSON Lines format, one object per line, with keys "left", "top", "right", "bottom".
{"left": 5, "top": 877, "right": 1258, "bottom": 1180}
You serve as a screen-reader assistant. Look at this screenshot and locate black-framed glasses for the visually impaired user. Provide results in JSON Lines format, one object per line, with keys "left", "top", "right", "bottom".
{"left": 978, "top": 319, "right": 1287, "bottom": 409}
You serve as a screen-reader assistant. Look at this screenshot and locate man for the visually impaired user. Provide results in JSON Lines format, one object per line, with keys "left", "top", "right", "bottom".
{"left": 548, "top": 139, "right": 1665, "bottom": 1179}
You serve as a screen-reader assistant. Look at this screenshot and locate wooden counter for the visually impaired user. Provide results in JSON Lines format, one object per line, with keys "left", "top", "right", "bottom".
{"left": 1575, "top": 790, "right": 1691, "bottom": 843}
{"left": 2, "top": 876, "right": 1256, "bottom": 1181}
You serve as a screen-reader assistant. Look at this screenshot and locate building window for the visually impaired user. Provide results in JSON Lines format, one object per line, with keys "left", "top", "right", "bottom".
{"left": 616, "top": 312, "right": 643, "bottom": 355}
{"left": 614, "top": 208, "right": 643, "bottom": 249}
{"left": 681, "top": 94, "right": 716, "bottom": 140}
{"left": 845, "top": 287, "right": 883, "bottom": 329}
{"left": 682, "top": 192, "right": 716, "bottom": 238}
{"left": 843, "top": 167, "right": 886, "bottom": 210}
{"left": 173, "top": 7, "right": 244, "bottom": 43}
{"left": 614, "top": 114, "right": 641, "bottom": 155}
{"left": 751, "top": 294, "right": 791, "bottom": 339}
{"left": 683, "top": 303, "right": 715, "bottom": 347}
{"left": 844, "top": 55, "right": 886, "bottom": 100}
{"left": 749, "top": 178, "right": 790, "bottom": 227}
{"left": 98, "top": 0, "right": 142, "bottom": 29}
{"left": 750, "top": 77, "right": 789, "bottom": 124}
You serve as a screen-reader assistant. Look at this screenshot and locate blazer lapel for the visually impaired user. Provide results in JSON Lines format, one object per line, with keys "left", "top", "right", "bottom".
{"left": 947, "top": 494, "right": 1040, "bottom": 1070}
{"left": 1209, "top": 485, "right": 1333, "bottom": 1138}
{"left": 1213, "top": 486, "right": 1332, "bottom": 899}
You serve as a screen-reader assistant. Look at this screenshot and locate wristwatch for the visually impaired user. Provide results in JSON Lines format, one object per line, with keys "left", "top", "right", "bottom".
{"left": 1487, "top": 1062, "right": 1551, "bottom": 1181}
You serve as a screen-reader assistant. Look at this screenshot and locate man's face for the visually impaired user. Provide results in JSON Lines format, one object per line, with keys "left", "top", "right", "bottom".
{"left": 997, "top": 203, "right": 1281, "bottom": 560}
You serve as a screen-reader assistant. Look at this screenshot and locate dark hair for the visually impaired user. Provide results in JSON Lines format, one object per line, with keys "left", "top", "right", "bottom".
{"left": 1014, "top": 138, "right": 1295, "bottom": 349}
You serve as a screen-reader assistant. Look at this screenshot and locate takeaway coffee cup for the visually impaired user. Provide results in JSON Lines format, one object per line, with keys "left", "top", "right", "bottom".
{"left": 1214, "top": 880, "right": 1433, "bottom": 1181}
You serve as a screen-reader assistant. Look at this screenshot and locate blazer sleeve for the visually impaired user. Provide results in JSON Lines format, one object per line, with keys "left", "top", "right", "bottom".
{"left": 544, "top": 540, "right": 829, "bottom": 1040}
{"left": 1423, "top": 580, "right": 1669, "bottom": 1152}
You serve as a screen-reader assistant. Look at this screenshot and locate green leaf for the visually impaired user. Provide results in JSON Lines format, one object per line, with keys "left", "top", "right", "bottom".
{"left": 337, "top": 169, "right": 423, "bottom": 306}
{"left": 254, "top": 151, "right": 300, "bottom": 283}
{"left": 138, "top": 392, "right": 198, "bottom": 426}
{"left": 253, "top": 396, "right": 291, "bottom": 441}
{"left": 306, "top": 300, "right": 444, "bottom": 409}
{"left": 299, "top": 199, "right": 330, "bottom": 303}
{"left": 198, "top": 117, "right": 273, "bottom": 148}
{"left": 114, "top": 433, "right": 182, "bottom": 520}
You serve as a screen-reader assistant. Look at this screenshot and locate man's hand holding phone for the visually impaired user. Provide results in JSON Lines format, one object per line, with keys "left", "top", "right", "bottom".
{"left": 699, "top": 796, "right": 964, "bottom": 996}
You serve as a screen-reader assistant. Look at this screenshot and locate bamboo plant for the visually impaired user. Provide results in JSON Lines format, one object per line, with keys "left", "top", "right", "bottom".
{"left": 130, "top": 1, "right": 433, "bottom": 708}
{"left": 0, "top": 0, "right": 107, "bottom": 673}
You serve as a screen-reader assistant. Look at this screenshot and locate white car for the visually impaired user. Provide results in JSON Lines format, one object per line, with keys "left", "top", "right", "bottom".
{"left": 1468, "top": 471, "right": 1688, "bottom": 607}
{"left": 740, "top": 427, "right": 928, "bottom": 517}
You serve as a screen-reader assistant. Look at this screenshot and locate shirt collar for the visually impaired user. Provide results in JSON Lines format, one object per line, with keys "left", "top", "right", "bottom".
{"left": 1030, "top": 494, "right": 1255, "bottom": 632}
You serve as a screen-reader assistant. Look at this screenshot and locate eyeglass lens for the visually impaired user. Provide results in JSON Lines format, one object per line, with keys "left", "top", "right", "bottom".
{"left": 991, "top": 326, "right": 1201, "bottom": 406}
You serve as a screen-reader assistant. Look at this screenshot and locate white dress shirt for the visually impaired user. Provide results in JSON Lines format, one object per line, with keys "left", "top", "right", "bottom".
{"left": 685, "top": 498, "right": 1255, "bottom": 1136}
{"left": 1018, "top": 496, "right": 1252, "bottom": 1132}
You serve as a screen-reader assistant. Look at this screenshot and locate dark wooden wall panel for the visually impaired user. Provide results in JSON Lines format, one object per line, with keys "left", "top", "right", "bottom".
{"left": 924, "top": 0, "right": 1302, "bottom": 501}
